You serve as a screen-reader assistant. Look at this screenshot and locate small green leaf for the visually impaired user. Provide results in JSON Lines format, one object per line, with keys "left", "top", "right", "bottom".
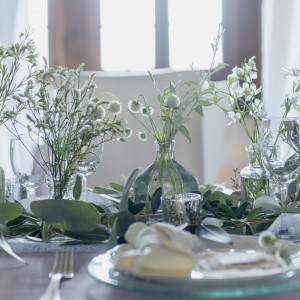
{"left": 109, "top": 183, "right": 124, "bottom": 193}
{"left": 220, "top": 203, "right": 236, "bottom": 218}
{"left": 148, "top": 71, "right": 154, "bottom": 82}
{"left": 117, "top": 211, "right": 136, "bottom": 236}
{"left": 62, "top": 227, "right": 110, "bottom": 242}
{"left": 246, "top": 207, "right": 262, "bottom": 220}
{"left": 106, "top": 218, "right": 118, "bottom": 250}
{"left": 128, "top": 203, "right": 146, "bottom": 215}
{"left": 151, "top": 187, "right": 162, "bottom": 214}
{"left": 179, "top": 125, "right": 191, "bottom": 143}
{"left": 197, "top": 100, "right": 212, "bottom": 106}
{"left": 194, "top": 105, "right": 203, "bottom": 116}
{"left": 120, "top": 168, "right": 139, "bottom": 211}
{"left": 235, "top": 202, "right": 248, "bottom": 218}
{"left": 73, "top": 175, "right": 82, "bottom": 200}
{"left": 286, "top": 201, "right": 300, "bottom": 213}
{"left": 197, "top": 224, "right": 232, "bottom": 245}
{"left": 0, "top": 203, "right": 23, "bottom": 222}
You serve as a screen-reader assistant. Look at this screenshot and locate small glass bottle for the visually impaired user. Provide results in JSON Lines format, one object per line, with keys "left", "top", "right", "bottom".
{"left": 133, "top": 140, "right": 199, "bottom": 215}
{"left": 240, "top": 146, "right": 269, "bottom": 207}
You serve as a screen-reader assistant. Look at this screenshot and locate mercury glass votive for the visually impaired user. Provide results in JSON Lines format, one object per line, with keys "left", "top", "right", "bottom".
{"left": 161, "top": 193, "right": 203, "bottom": 226}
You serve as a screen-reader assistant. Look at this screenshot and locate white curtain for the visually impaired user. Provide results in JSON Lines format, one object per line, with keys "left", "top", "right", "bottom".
{"left": 0, "top": 0, "right": 28, "bottom": 178}
{"left": 262, "top": 0, "right": 300, "bottom": 117}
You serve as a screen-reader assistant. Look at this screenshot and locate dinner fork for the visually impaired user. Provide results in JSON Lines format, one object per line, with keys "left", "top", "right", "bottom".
{"left": 40, "top": 248, "right": 74, "bottom": 300}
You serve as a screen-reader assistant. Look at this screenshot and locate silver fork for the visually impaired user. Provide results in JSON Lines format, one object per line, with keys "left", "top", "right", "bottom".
{"left": 40, "top": 248, "right": 74, "bottom": 300}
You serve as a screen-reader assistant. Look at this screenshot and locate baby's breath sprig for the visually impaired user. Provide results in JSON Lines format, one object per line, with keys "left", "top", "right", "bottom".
{"left": 13, "top": 63, "right": 131, "bottom": 198}
{"left": 0, "top": 29, "right": 39, "bottom": 124}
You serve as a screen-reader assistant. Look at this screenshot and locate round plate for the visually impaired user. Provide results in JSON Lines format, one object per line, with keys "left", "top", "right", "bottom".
{"left": 88, "top": 236, "right": 300, "bottom": 298}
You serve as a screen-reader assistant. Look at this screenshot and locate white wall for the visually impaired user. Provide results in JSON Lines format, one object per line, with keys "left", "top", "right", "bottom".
{"left": 81, "top": 69, "right": 227, "bottom": 189}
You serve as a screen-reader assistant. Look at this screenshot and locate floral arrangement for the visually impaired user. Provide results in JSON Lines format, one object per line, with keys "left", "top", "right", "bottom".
{"left": 0, "top": 29, "right": 38, "bottom": 124}
{"left": 11, "top": 63, "right": 131, "bottom": 199}
{"left": 126, "top": 28, "right": 225, "bottom": 145}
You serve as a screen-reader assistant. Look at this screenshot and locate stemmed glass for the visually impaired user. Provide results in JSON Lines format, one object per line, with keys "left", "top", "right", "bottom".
{"left": 76, "top": 136, "right": 104, "bottom": 201}
{"left": 10, "top": 134, "right": 45, "bottom": 200}
{"left": 259, "top": 117, "right": 300, "bottom": 240}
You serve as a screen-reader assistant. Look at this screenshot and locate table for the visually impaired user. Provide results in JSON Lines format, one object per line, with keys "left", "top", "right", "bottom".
{"left": 1, "top": 250, "right": 300, "bottom": 300}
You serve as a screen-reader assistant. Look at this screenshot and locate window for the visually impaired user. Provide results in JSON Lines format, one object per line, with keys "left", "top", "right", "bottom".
{"left": 31, "top": 0, "right": 261, "bottom": 78}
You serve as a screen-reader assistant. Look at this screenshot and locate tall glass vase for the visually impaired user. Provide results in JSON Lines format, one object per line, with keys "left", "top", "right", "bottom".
{"left": 133, "top": 140, "right": 199, "bottom": 215}
{"left": 240, "top": 145, "right": 270, "bottom": 207}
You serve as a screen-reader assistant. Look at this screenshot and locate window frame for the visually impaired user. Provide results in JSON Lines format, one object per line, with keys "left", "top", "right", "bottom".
{"left": 48, "top": 0, "right": 262, "bottom": 82}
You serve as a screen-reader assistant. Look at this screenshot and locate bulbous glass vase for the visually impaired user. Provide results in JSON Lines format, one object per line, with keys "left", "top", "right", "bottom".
{"left": 240, "top": 145, "right": 270, "bottom": 207}
{"left": 133, "top": 140, "right": 199, "bottom": 216}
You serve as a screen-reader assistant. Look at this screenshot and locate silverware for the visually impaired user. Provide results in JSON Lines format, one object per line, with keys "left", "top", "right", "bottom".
{"left": 39, "top": 248, "right": 74, "bottom": 300}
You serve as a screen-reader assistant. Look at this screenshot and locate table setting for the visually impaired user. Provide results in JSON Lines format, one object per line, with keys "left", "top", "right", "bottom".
{"left": 1, "top": 28, "right": 300, "bottom": 300}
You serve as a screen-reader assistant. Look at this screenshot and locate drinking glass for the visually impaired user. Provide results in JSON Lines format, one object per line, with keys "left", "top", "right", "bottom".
{"left": 259, "top": 117, "right": 300, "bottom": 240}
{"left": 10, "top": 135, "right": 45, "bottom": 200}
{"left": 76, "top": 136, "right": 104, "bottom": 201}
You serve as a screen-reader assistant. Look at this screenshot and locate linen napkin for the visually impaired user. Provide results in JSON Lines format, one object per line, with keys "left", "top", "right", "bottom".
{"left": 116, "top": 222, "right": 194, "bottom": 276}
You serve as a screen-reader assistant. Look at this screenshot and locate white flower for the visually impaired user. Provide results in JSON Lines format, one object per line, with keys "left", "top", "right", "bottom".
{"left": 140, "top": 105, "right": 154, "bottom": 116}
{"left": 283, "top": 67, "right": 300, "bottom": 78}
{"left": 227, "top": 73, "right": 239, "bottom": 86}
{"left": 232, "top": 66, "right": 244, "bottom": 76}
{"left": 165, "top": 94, "right": 180, "bottom": 108}
{"left": 108, "top": 100, "right": 122, "bottom": 115}
{"left": 91, "top": 106, "right": 105, "bottom": 120}
{"left": 250, "top": 98, "right": 267, "bottom": 118}
{"left": 119, "top": 118, "right": 128, "bottom": 128}
{"left": 124, "top": 128, "right": 132, "bottom": 138}
{"left": 128, "top": 99, "right": 141, "bottom": 113}
{"left": 227, "top": 111, "right": 242, "bottom": 125}
{"left": 247, "top": 56, "right": 257, "bottom": 70}
{"left": 137, "top": 131, "right": 147, "bottom": 141}
{"left": 244, "top": 65, "right": 257, "bottom": 81}
{"left": 258, "top": 231, "right": 276, "bottom": 248}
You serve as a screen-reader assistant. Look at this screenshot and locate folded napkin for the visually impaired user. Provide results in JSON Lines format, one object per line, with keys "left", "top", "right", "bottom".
{"left": 116, "top": 222, "right": 194, "bottom": 276}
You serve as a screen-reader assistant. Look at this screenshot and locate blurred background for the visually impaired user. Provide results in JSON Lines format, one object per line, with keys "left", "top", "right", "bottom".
{"left": 0, "top": 0, "right": 299, "bottom": 190}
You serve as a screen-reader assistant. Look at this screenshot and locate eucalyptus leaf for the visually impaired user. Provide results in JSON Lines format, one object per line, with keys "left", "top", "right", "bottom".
{"left": 235, "top": 202, "right": 248, "bottom": 218}
{"left": 0, "top": 203, "right": 23, "bottom": 222}
{"left": 0, "top": 233, "right": 26, "bottom": 264}
{"left": 93, "top": 186, "right": 118, "bottom": 195}
{"left": 253, "top": 196, "right": 281, "bottom": 214}
{"left": 197, "top": 224, "right": 233, "bottom": 245}
{"left": 31, "top": 200, "right": 101, "bottom": 233}
{"left": 120, "top": 168, "right": 139, "bottom": 211}
{"left": 286, "top": 201, "right": 300, "bottom": 213}
{"left": 61, "top": 227, "right": 110, "bottom": 242}
{"left": 109, "top": 183, "right": 124, "bottom": 193}
{"left": 151, "top": 187, "right": 162, "bottom": 214}
{"left": 107, "top": 218, "right": 118, "bottom": 250}
{"left": 73, "top": 175, "right": 82, "bottom": 200}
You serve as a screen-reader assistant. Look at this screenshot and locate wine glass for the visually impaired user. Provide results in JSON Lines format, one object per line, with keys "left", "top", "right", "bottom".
{"left": 259, "top": 117, "right": 300, "bottom": 240}
{"left": 76, "top": 136, "right": 104, "bottom": 201}
{"left": 10, "top": 135, "right": 45, "bottom": 200}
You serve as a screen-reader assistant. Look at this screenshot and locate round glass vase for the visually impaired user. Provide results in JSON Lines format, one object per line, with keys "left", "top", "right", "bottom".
{"left": 240, "top": 146, "right": 270, "bottom": 207}
{"left": 133, "top": 140, "right": 199, "bottom": 217}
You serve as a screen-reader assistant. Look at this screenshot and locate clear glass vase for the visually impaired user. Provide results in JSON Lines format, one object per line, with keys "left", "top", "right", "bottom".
{"left": 133, "top": 140, "right": 199, "bottom": 215}
{"left": 240, "top": 146, "right": 270, "bottom": 207}
{"left": 46, "top": 175, "right": 74, "bottom": 199}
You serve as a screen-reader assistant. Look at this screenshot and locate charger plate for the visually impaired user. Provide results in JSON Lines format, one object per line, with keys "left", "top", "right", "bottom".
{"left": 88, "top": 235, "right": 300, "bottom": 298}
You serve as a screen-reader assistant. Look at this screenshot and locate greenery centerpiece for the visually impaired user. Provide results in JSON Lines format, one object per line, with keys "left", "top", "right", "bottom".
{"left": 119, "top": 28, "right": 226, "bottom": 215}
{"left": 11, "top": 63, "right": 131, "bottom": 199}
